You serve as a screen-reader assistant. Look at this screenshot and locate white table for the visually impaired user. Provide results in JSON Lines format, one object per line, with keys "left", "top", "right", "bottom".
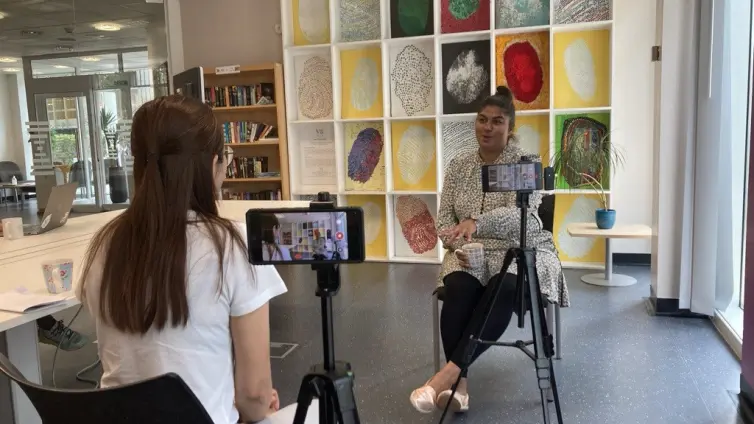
{"left": 0, "top": 200, "right": 309, "bottom": 424}
{"left": 566, "top": 222, "right": 652, "bottom": 287}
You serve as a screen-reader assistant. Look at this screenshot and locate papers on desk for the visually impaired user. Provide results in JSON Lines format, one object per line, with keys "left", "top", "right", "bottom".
{"left": 0, "top": 290, "right": 74, "bottom": 313}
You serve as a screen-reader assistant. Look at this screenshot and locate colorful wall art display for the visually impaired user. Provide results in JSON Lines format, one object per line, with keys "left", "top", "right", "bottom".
{"left": 553, "top": 29, "right": 610, "bottom": 109}
{"left": 496, "top": 0, "right": 550, "bottom": 29}
{"left": 393, "top": 194, "right": 439, "bottom": 257}
{"left": 495, "top": 31, "right": 550, "bottom": 110}
{"left": 391, "top": 0, "right": 433, "bottom": 38}
{"left": 390, "top": 41, "right": 435, "bottom": 117}
{"left": 391, "top": 120, "right": 437, "bottom": 191}
{"left": 554, "top": 112, "right": 610, "bottom": 189}
{"left": 553, "top": 0, "right": 610, "bottom": 25}
{"left": 292, "top": 0, "right": 331, "bottom": 45}
{"left": 441, "top": 40, "right": 491, "bottom": 115}
{"left": 341, "top": 47, "right": 384, "bottom": 119}
{"left": 515, "top": 114, "right": 549, "bottom": 159}
{"left": 294, "top": 54, "right": 333, "bottom": 120}
{"left": 339, "top": 0, "right": 381, "bottom": 42}
{"left": 553, "top": 193, "right": 605, "bottom": 264}
{"left": 441, "top": 120, "right": 477, "bottom": 168}
{"left": 441, "top": 0, "right": 490, "bottom": 34}
{"left": 344, "top": 122, "right": 386, "bottom": 191}
{"left": 344, "top": 194, "right": 387, "bottom": 258}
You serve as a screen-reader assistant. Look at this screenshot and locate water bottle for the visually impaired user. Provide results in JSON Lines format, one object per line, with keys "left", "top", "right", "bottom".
{"left": 11, "top": 176, "right": 17, "bottom": 185}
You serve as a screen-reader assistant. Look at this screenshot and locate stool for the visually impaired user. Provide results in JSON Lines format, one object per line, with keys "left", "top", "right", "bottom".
{"left": 431, "top": 285, "right": 562, "bottom": 372}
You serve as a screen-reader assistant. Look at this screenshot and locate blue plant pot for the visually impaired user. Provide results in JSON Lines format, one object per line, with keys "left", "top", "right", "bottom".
{"left": 595, "top": 209, "right": 616, "bottom": 230}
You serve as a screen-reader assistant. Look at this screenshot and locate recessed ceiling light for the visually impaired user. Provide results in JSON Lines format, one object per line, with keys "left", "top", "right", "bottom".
{"left": 0, "top": 57, "right": 18, "bottom": 63}
{"left": 2, "top": 68, "right": 20, "bottom": 72}
{"left": 0, "top": 12, "right": 5, "bottom": 19}
{"left": 93, "top": 22, "right": 121, "bottom": 31}
{"left": 80, "top": 56, "right": 100, "bottom": 62}
{"left": 53, "top": 65, "right": 71, "bottom": 69}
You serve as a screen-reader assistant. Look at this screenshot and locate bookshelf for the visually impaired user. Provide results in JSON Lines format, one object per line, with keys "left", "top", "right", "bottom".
{"left": 280, "top": 0, "right": 614, "bottom": 266}
{"left": 204, "top": 63, "right": 291, "bottom": 201}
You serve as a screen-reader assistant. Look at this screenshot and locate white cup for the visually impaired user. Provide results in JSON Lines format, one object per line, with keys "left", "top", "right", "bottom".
{"left": 460, "top": 243, "right": 484, "bottom": 268}
{"left": 2, "top": 218, "right": 23, "bottom": 240}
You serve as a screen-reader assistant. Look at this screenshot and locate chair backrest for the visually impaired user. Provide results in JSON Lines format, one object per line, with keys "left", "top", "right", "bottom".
{"left": 0, "top": 352, "right": 214, "bottom": 424}
{"left": 538, "top": 194, "right": 555, "bottom": 233}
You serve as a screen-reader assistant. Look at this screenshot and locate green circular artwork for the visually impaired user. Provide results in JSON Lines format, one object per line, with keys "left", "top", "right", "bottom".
{"left": 398, "top": 0, "right": 430, "bottom": 36}
{"left": 448, "top": 0, "right": 479, "bottom": 20}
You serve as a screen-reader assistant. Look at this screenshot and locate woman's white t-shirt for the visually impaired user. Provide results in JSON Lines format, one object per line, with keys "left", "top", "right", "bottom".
{"left": 262, "top": 244, "right": 292, "bottom": 261}
{"left": 77, "top": 222, "right": 287, "bottom": 424}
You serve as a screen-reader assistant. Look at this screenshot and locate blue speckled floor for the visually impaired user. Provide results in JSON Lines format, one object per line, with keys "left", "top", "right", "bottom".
{"left": 43, "top": 263, "right": 742, "bottom": 423}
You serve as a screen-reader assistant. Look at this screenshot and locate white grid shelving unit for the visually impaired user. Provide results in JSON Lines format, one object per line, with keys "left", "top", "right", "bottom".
{"left": 281, "top": 0, "right": 615, "bottom": 266}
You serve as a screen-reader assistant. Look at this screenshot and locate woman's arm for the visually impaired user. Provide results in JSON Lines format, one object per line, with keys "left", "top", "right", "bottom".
{"left": 474, "top": 190, "right": 543, "bottom": 239}
{"left": 232, "top": 304, "right": 274, "bottom": 422}
{"left": 437, "top": 160, "right": 463, "bottom": 251}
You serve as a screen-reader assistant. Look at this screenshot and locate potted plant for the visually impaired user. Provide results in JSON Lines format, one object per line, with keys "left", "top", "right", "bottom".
{"left": 551, "top": 130, "right": 624, "bottom": 229}
{"left": 99, "top": 107, "right": 128, "bottom": 204}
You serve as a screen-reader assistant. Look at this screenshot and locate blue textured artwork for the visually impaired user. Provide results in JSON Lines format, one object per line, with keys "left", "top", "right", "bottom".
{"left": 347, "top": 128, "right": 384, "bottom": 183}
{"left": 496, "top": 0, "right": 550, "bottom": 29}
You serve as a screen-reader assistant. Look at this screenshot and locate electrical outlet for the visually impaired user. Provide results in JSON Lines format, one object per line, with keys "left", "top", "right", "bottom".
{"left": 274, "top": 24, "right": 282, "bottom": 35}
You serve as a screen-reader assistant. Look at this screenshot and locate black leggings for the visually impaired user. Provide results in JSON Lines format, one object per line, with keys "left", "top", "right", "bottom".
{"left": 36, "top": 315, "right": 57, "bottom": 331}
{"left": 440, "top": 271, "right": 518, "bottom": 378}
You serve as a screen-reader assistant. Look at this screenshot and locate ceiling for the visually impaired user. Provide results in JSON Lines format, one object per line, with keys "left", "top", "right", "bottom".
{"left": 0, "top": 0, "right": 165, "bottom": 59}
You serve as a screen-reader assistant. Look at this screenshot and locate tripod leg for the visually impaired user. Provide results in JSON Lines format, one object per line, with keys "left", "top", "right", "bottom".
{"left": 550, "top": 362, "right": 564, "bottom": 424}
{"left": 293, "top": 376, "right": 317, "bottom": 424}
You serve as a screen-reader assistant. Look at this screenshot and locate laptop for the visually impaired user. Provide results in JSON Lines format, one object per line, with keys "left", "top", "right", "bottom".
{"left": 23, "top": 182, "right": 78, "bottom": 236}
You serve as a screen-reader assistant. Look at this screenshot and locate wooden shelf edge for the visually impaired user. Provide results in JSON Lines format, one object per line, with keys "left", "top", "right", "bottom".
{"left": 225, "top": 139, "right": 279, "bottom": 146}
{"left": 224, "top": 177, "right": 282, "bottom": 183}
{"left": 212, "top": 104, "right": 277, "bottom": 112}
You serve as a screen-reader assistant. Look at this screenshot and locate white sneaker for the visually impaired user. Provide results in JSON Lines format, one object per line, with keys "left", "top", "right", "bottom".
{"left": 409, "top": 383, "right": 437, "bottom": 414}
{"left": 436, "top": 389, "right": 469, "bottom": 413}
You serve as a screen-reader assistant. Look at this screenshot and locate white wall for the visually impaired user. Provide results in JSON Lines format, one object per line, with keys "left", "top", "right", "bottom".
{"left": 168, "top": 0, "right": 657, "bottom": 254}
{"left": 0, "top": 74, "right": 29, "bottom": 177}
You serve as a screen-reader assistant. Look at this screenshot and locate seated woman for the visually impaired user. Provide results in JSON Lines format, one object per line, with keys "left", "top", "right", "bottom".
{"left": 260, "top": 214, "right": 292, "bottom": 261}
{"left": 409, "top": 86, "right": 569, "bottom": 414}
{"left": 77, "top": 95, "right": 287, "bottom": 424}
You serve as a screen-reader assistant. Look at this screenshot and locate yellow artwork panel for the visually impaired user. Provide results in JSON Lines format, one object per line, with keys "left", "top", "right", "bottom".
{"left": 340, "top": 47, "right": 384, "bottom": 119}
{"left": 495, "top": 31, "right": 550, "bottom": 110}
{"left": 292, "top": 0, "right": 331, "bottom": 46}
{"left": 344, "top": 121, "right": 386, "bottom": 191}
{"left": 553, "top": 193, "right": 606, "bottom": 263}
{"left": 514, "top": 115, "right": 549, "bottom": 162}
{"left": 391, "top": 120, "right": 437, "bottom": 191}
{"left": 553, "top": 29, "right": 611, "bottom": 109}
{"left": 343, "top": 195, "right": 387, "bottom": 259}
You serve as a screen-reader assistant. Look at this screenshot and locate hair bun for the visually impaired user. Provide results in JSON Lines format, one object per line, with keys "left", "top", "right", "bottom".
{"left": 495, "top": 86, "right": 513, "bottom": 99}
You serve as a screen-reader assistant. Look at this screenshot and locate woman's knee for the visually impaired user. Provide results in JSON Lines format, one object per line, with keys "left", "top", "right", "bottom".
{"left": 443, "top": 272, "right": 483, "bottom": 296}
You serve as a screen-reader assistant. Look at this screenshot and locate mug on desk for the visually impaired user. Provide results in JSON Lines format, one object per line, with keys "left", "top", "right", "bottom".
{"left": 2, "top": 217, "right": 23, "bottom": 240}
{"left": 41, "top": 259, "right": 74, "bottom": 294}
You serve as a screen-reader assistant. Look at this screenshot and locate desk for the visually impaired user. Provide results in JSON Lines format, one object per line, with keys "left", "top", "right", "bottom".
{"left": 0, "top": 200, "right": 308, "bottom": 424}
{"left": 566, "top": 222, "right": 652, "bottom": 287}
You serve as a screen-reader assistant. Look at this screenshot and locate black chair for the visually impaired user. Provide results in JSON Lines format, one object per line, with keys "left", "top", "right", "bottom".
{"left": 0, "top": 352, "right": 214, "bottom": 424}
{"left": 431, "top": 194, "right": 563, "bottom": 372}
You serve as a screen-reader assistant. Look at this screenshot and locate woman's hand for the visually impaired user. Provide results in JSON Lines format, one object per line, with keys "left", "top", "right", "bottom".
{"left": 454, "top": 249, "right": 470, "bottom": 268}
{"left": 440, "top": 219, "right": 477, "bottom": 242}
{"left": 268, "top": 389, "right": 280, "bottom": 414}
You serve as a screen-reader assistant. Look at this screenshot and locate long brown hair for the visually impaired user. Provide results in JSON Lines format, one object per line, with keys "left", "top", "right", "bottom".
{"left": 81, "top": 95, "right": 247, "bottom": 334}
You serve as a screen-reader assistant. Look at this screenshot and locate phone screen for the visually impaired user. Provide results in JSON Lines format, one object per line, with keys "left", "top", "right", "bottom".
{"left": 247, "top": 208, "right": 365, "bottom": 264}
{"left": 483, "top": 162, "right": 542, "bottom": 192}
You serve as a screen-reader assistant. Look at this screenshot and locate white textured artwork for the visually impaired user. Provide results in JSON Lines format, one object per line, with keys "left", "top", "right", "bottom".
{"left": 397, "top": 125, "right": 435, "bottom": 185}
{"left": 516, "top": 124, "right": 542, "bottom": 156}
{"left": 441, "top": 121, "right": 477, "bottom": 167}
{"left": 362, "top": 201, "right": 383, "bottom": 243}
{"left": 563, "top": 38, "right": 596, "bottom": 101}
{"left": 298, "top": 0, "right": 330, "bottom": 43}
{"left": 340, "top": 0, "right": 381, "bottom": 42}
{"left": 557, "top": 195, "right": 599, "bottom": 258}
{"left": 295, "top": 55, "right": 333, "bottom": 120}
{"left": 446, "top": 50, "right": 487, "bottom": 104}
{"left": 553, "top": 0, "right": 610, "bottom": 25}
{"left": 350, "top": 57, "right": 380, "bottom": 111}
{"left": 390, "top": 43, "right": 435, "bottom": 117}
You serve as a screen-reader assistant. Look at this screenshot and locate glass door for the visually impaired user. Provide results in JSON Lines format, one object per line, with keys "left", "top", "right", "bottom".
{"left": 92, "top": 73, "right": 136, "bottom": 210}
{"left": 33, "top": 91, "right": 104, "bottom": 213}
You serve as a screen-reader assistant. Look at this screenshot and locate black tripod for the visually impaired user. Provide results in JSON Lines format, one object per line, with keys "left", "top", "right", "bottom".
{"left": 438, "top": 190, "right": 564, "bottom": 424}
{"left": 293, "top": 198, "right": 360, "bottom": 424}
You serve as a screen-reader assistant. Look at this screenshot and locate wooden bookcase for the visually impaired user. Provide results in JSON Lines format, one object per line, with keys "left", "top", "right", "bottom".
{"left": 204, "top": 63, "right": 290, "bottom": 200}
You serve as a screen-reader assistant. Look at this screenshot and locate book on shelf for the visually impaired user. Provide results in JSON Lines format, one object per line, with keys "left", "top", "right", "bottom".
{"left": 222, "top": 189, "right": 283, "bottom": 201}
{"left": 222, "top": 121, "right": 278, "bottom": 144}
{"left": 205, "top": 83, "right": 275, "bottom": 108}
{"left": 227, "top": 156, "right": 278, "bottom": 179}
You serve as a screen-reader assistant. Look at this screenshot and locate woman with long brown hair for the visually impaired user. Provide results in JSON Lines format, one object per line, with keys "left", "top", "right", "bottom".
{"left": 76, "top": 95, "right": 287, "bottom": 423}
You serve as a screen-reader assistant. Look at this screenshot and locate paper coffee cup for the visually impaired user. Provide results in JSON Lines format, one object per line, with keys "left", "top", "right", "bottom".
{"left": 2, "top": 217, "right": 23, "bottom": 240}
{"left": 41, "top": 259, "right": 74, "bottom": 294}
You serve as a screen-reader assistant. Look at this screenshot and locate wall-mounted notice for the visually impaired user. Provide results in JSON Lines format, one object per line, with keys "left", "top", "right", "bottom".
{"left": 299, "top": 124, "right": 336, "bottom": 187}
{"left": 215, "top": 65, "right": 241, "bottom": 75}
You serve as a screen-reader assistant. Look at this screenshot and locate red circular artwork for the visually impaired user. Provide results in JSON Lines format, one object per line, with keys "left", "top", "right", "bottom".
{"left": 503, "top": 41, "right": 544, "bottom": 104}
{"left": 336, "top": 232, "right": 344, "bottom": 240}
